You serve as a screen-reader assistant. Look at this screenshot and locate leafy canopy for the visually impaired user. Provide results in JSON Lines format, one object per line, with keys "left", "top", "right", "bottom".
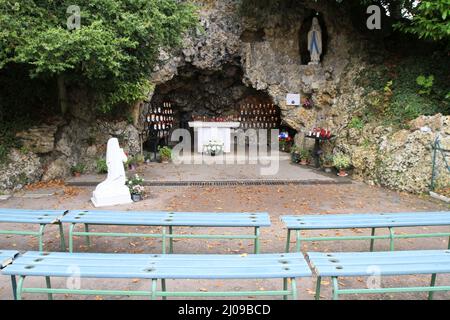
{"left": 240, "top": 0, "right": 450, "bottom": 41}
{"left": 0, "top": 0, "right": 198, "bottom": 111}
{"left": 394, "top": 0, "right": 450, "bottom": 41}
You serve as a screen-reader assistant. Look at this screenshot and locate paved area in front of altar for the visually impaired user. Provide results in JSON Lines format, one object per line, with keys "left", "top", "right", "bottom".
{"left": 67, "top": 152, "right": 345, "bottom": 186}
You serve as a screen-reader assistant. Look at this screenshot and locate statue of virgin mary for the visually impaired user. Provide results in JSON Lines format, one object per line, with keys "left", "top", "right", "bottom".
{"left": 308, "top": 17, "right": 322, "bottom": 65}
{"left": 91, "top": 138, "right": 132, "bottom": 207}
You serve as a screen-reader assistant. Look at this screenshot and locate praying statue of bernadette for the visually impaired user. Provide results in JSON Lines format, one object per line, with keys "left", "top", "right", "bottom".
{"left": 91, "top": 137, "right": 132, "bottom": 207}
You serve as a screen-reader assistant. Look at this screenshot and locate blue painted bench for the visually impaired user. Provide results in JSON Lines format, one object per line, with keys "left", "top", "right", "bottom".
{"left": 0, "top": 250, "right": 18, "bottom": 269}
{"left": 0, "top": 250, "right": 19, "bottom": 299}
{"left": 61, "top": 210, "right": 271, "bottom": 253}
{"left": 282, "top": 211, "right": 450, "bottom": 252}
{"left": 307, "top": 250, "right": 450, "bottom": 300}
{"left": 2, "top": 251, "right": 311, "bottom": 300}
{"left": 0, "top": 209, "right": 67, "bottom": 251}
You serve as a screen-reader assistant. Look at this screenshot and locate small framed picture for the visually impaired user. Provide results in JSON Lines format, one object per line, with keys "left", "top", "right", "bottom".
{"left": 286, "top": 93, "right": 300, "bottom": 106}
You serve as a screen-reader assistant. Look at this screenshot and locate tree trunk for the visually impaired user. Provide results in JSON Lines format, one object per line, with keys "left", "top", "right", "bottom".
{"left": 57, "top": 74, "right": 69, "bottom": 116}
{"left": 389, "top": 1, "right": 403, "bottom": 19}
{"left": 130, "top": 101, "right": 142, "bottom": 127}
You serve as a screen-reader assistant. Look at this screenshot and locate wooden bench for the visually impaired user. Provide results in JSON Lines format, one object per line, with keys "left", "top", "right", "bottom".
{"left": 0, "top": 250, "right": 19, "bottom": 299}
{"left": 0, "top": 209, "right": 67, "bottom": 251}
{"left": 61, "top": 210, "right": 270, "bottom": 253}
{"left": 2, "top": 251, "right": 311, "bottom": 300}
{"left": 307, "top": 250, "right": 450, "bottom": 300}
{"left": 282, "top": 211, "right": 450, "bottom": 252}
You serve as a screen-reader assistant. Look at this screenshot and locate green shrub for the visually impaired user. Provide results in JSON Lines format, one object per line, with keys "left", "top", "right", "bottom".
{"left": 158, "top": 146, "right": 172, "bottom": 161}
{"left": 71, "top": 163, "right": 86, "bottom": 175}
{"left": 321, "top": 153, "right": 334, "bottom": 166}
{"left": 356, "top": 54, "right": 449, "bottom": 127}
{"left": 299, "top": 149, "right": 310, "bottom": 160}
{"left": 348, "top": 117, "right": 364, "bottom": 130}
{"left": 96, "top": 158, "right": 108, "bottom": 174}
{"left": 135, "top": 154, "right": 145, "bottom": 164}
{"left": 333, "top": 153, "right": 351, "bottom": 170}
{"left": 416, "top": 75, "right": 434, "bottom": 95}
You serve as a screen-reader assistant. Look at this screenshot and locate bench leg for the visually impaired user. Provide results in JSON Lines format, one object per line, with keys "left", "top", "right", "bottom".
{"left": 45, "top": 276, "right": 53, "bottom": 300}
{"left": 389, "top": 227, "right": 395, "bottom": 251}
{"left": 161, "top": 279, "right": 167, "bottom": 300}
{"left": 332, "top": 277, "right": 339, "bottom": 300}
{"left": 283, "top": 278, "right": 288, "bottom": 300}
{"left": 428, "top": 273, "right": 437, "bottom": 300}
{"left": 151, "top": 279, "right": 158, "bottom": 300}
{"left": 295, "top": 230, "right": 301, "bottom": 252}
{"left": 16, "top": 276, "right": 25, "bottom": 300}
{"left": 254, "top": 227, "right": 260, "bottom": 254}
{"left": 69, "top": 223, "right": 75, "bottom": 253}
{"left": 285, "top": 229, "right": 291, "bottom": 253}
{"left": 59, "top": 223, "right": 66, "bottom": 251}
{"left": 84, "top": 223, "right": 90, "bottom": 247}
{"left": 290, "top": 278, "right": 297, "bottom": 300}
{"left": 38, "top": 224, "right": 45, "bottom": 251}
{"left": 161, "top": 227, "right": 166, "bottom": 254}
{"left": 10, "top": 275, "right": 17, "bottom": 300}
{"left": 169, "top": 226, "right": 173, "bottom": 254}
{"left": 315, "top": 276, "right": 322, "bottom": 300}
{"left": 370, "top": 228, "right": 375, "bottom": 251}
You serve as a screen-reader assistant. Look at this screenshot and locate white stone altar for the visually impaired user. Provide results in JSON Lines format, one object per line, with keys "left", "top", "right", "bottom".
{"left": 188, "top": 121, "right": 240, "bottom": 153}
{"left": 91, "top": 138, "right": 132, "bottom": 207}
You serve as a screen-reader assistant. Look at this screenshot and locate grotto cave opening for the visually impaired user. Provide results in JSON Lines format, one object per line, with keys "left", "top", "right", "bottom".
{"left": 143, "top": 62, "right": 283, "bottom": 156}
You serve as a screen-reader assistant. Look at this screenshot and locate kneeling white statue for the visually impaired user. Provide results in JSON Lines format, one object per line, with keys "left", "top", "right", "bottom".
{"left": 91, "top": 138, "right": 132, "bottom": 207}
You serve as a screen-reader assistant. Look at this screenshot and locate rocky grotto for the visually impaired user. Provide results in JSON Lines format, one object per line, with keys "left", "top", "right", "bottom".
{"left": 0, "top": 0, "right": 448, "bottom": 194}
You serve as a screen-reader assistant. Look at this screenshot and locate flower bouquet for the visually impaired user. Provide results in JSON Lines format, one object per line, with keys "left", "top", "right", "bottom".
{"left": 203, "top": 139, "right": 224, "bottom": 156}
{"left": 126, "top": 174, "right": 145, "bottom": 201}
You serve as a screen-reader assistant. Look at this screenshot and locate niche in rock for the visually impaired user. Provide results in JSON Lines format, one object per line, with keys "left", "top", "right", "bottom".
{"left": 148, "top": 63, "right": 276, "bottom": 136}
{"left": 299, "top": 12, "right": 328, "bottom": 65}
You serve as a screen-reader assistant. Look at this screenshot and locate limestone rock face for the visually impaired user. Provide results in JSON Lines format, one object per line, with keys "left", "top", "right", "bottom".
{"left": 42, "top": 157, "right": 70, "bottom": 182}
{"left": 0, "top": 149, "right": 43, "bottom": 190}
{"left": 341, "top": 114, "right": 449, "bottom": 194}
{"left": 16, "top": 124, "right": 58, "bottom": 154}
{"left": 46, "top": 119, "right": 141, "bottom": 177}
{"left": 146, "top": 0, "right": 448, "bottom": 194}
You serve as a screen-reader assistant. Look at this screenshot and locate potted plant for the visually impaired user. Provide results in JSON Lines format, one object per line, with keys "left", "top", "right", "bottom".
{"left": 290, "top": 145, "right": 301, "bottom": 163}
{"left": 321, "top": 154, "right": 334, "bottom": 173}
{"left": 299, "top": 149, "right": 310, "bottom": 165}
{"left": 70, "top": 163, "right": 85, "bottom": 177}
{"left": 203, "top": 140, "right": 224, "bottom": 156}
{"left": 135, "top": 154, "right": 145, "bottom": 166}
{"left": 127, "top": 174, "right": 145, "bottom": 202}
{"left": 126, "top": 156, "right": 138, "bottom": 171}
{"left": 158, "top": 146, "right": 172, "bottom": 163}
{"left": 96, "top": 158, "right": 108, "bottom": 174}
{"left": 333, "top": 153, "right": 351, "bottom": 177}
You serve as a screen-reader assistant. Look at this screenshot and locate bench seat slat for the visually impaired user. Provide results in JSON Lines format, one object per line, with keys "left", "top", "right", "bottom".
{"left": 62, "top": 210, "right": 271, "bottom": 227}
{"left": 2, "top": 252, "right": 311, "bottom": 279}
{"left": 18, "top": 251, "right": 300, "bottom": 260}
{"left": 0, "top": 250, "right": 19, "bottom": 269}
{"left": 69, "top": 210, "right": 265, "bottom": 217}
{"left": 282, "top": 211, "right": 450, "bottom": 229}
{"left": 0, "top": 209, "right": 66, "bottom": 224}
{"left": 307, "top": 250, "right": 450, "bottom": 276}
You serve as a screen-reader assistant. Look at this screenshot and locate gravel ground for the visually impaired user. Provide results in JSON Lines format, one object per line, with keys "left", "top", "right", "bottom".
{"left": 0, "top": 181, "right": 449, "bottom": 300}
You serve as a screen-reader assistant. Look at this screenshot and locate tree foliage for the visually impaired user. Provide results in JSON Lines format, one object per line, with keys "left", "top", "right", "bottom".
{"left": 0, "top": 0, "right": 198, "bottom": 112}
{"left": 394, "top": 0, "right": 450, "bottom": 41}
{"left": 240, "top": 0, "right": 450, "bottom": 42}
